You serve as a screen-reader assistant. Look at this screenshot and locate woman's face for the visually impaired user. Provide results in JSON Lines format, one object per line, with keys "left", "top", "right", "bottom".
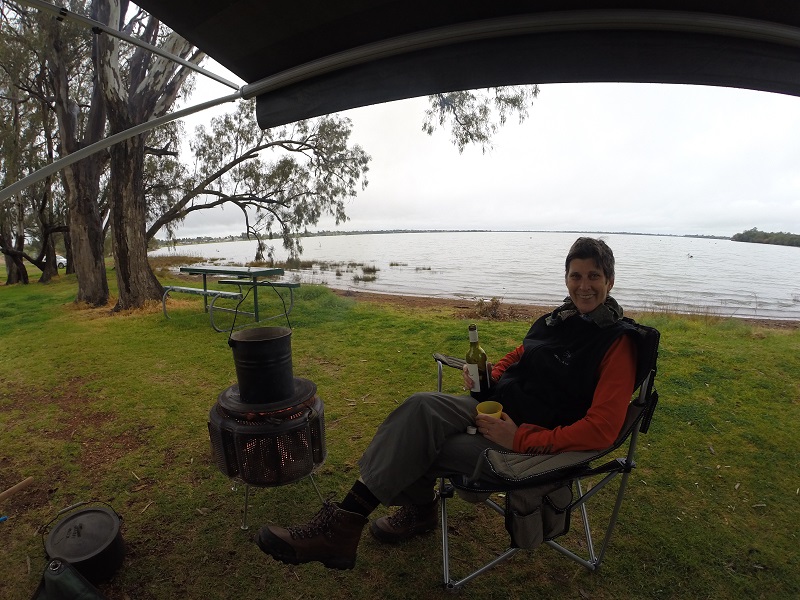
{"left": 565, "top": 258, "right": 614, "bottom": 314}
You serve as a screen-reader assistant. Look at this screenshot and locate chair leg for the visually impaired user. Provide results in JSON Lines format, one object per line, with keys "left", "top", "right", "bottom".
{"left": 439, "top": 478, "right": 453, "bottom": 587}
{"left": 544, "top": 477, "right": 600, "bottom": 570}
{"left": 594, "top": 469, "right": 632, "bottom": 568}
{"left": 577, "top": 478, "right": 598, "bottom": 565}
{"left": 439, "top": 471, "right": 637, "bottom": 586}
{"left": 438, "top": 478, "right": 521, "bottom": 590}
{"left": 544, "top": 467, "right": 631, "bottom": 572}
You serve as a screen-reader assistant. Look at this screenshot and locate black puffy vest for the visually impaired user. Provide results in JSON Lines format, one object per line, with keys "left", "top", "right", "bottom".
{"left": 492, "top": 313, "right": 637, "bottom": 429}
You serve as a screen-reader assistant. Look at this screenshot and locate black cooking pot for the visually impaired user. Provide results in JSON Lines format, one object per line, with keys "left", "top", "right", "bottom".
{"left": 43, "top": 501, "right": 125, "bottom": 584}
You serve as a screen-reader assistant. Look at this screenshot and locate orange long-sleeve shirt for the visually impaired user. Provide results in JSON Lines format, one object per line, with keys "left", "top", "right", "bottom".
{"left": 490, "top": 335, "right": 637, "bottom": 454}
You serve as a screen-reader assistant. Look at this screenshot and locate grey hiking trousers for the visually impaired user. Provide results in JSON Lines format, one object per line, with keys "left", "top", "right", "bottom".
{"left": 357, "top": 392, "right": 509, "bottom": 505}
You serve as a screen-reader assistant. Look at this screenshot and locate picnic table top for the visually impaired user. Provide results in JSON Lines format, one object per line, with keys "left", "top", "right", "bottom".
{"left": 179, "top": 265, "right": 284, "bottom": 277}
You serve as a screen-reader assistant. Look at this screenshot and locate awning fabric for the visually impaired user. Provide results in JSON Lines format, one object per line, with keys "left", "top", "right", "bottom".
{"left": 131, "top": 1, "right": 800, "bottom": 129}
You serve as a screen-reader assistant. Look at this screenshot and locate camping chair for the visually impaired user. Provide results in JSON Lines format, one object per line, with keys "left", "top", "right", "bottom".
{"left": 433, "top": 320, "right": 660, "bottom": 589}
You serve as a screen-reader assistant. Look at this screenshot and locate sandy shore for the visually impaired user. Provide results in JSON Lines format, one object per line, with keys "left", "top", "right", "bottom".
{"left": 172, "top": 266, "right": 799, "bottom": 329}
{"left": 331, "top": 288, "right": 800, "bottom": 330}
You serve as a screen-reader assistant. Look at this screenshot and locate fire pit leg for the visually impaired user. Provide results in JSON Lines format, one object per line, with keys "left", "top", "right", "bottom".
{"left": 309, "top": 474, "right": 324, "bottom": 503}
{"left": 241, "top": 484, "right": 251, "bottom": 531}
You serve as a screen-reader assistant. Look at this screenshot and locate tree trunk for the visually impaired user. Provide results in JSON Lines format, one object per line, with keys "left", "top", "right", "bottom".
{"left": 1, "top": 62, "right": 28, "bottom": 286}
{"left": 62, "top": 162, "right": 109, "bottom": 306}
{"left": 109, "top": 134, "right": 163, "bottom": 310}
{"left": 0, "top": 230, "right": 28, "bottom": 285}
{"left": 92, "top": 0, "right": 202, "bottom": 308}
{"left": 38, "top": 238, "right": 57, "bottom": 283}
{"left": 37, "top": 179, "right": 58, "bottom": 284}
{"left": 64, "top": 232, "right": 75, "bottom": 276}
{"left": 44, "top": 9, "right": 109, "bottom": 306}
{"left": 3, "top": 256, "right": 29, "bottom": 285}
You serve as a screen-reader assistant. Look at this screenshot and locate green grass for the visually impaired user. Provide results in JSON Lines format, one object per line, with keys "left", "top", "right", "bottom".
{"left": 1, "top": 269, "right": 799, "bottom": 599}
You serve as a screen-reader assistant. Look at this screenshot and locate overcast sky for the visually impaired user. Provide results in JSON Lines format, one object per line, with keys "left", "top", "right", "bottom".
{"left": 175, "top": 69, "right": 800, "bottom": 239}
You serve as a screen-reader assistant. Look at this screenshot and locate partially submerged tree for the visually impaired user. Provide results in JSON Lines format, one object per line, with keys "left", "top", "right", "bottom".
{"left": 147, "top": 101, "right": 370, "bottom": 261}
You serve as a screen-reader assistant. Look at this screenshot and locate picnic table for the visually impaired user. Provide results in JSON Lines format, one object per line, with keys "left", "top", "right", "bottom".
{"left": 163, "top": 265, "right": 298, "bottom": 331}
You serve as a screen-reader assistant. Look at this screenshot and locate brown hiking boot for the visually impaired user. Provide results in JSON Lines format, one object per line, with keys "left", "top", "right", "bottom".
{"left": 370, "top": 498, "right": 439, "bottom": 543}
{"left": 255, "top": 500, "right": 368, "bottom": 570}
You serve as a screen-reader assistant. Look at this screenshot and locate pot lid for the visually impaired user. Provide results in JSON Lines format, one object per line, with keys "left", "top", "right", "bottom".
{"left": 45, "top": 507, "right": 120, "bottom": 563}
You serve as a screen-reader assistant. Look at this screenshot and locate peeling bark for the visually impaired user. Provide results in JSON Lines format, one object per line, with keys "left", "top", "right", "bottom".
{"left": 94, "top": 0, "right": 203, "bottom": 308}
{"left": 108, "top": 134, "right": 162, "bottom": 309}
{"left": 43, "top": 4, "right": 110, "bottom": 306}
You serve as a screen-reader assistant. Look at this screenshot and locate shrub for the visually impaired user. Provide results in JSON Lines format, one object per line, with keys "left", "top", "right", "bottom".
{"left": 476, "top": 297, "right": 504, "bottom": 319}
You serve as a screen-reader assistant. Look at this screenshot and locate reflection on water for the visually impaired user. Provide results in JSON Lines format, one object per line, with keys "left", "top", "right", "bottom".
{"left": 150, "top": 231, "right": 800, "bottom": 320}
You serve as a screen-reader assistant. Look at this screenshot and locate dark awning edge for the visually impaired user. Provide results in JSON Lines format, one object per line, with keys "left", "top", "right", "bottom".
{"left": 242, "top": 10, "right": 800, "bottom": 100}
{"left": 254, "top": 10, "right": 800, "bottom": 129}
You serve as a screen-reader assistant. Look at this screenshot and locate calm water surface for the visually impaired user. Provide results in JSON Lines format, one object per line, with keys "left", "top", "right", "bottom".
{"left": 149, "top": 232, "right": 800, "bottom": 320}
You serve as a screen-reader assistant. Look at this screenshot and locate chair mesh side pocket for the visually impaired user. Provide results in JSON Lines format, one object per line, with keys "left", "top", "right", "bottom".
{"left": 542, "top": 481, "right": 574, "bottom": 540}
{"left": 505, "top": 490, "right": 545, "bottom": 549}
{"left": 506, "top": 480, "right": 574, "bottom": 549}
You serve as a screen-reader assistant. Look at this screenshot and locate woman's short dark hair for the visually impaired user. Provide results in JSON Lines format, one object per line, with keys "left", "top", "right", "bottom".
{"left": 565, "top": 237, "right": 615, "bottom": 280}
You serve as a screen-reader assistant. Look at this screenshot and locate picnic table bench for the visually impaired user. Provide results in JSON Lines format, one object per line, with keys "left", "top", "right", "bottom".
{"left": 161, "top": 286, "right": 244, "bottom": 331}
{"left": 162, "top": 266, "right": 299, "bottom": 332}
{"left": 217, "top": 279, "right": 300, "bottom": 320}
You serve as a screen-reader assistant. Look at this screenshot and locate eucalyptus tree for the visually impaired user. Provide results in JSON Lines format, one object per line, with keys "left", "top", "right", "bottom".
{"left": 146, "top": 101, "right": 370, "bottom": 262}
{"left": 0, "top": 75, "right": 33, "bottom": 284}
{"left": 423, "top": 85, "right": 539, "bottom": 153}
{"left": 141, "top": 118, "right": 185, "bottom": 242}
{"left": 93, "top": 0, "right": 205, "bottom": 310}
{"left": 34, "top": 0, "right": 111, "bottom": 302}
{"left": 0, "top": 4, "right": 31, "bottom": 284}
{"left": 0, "top": 0, "right": 66, "bottom": 284}
{"left": 143, "top": 87, "right": 530, "bottom": 262}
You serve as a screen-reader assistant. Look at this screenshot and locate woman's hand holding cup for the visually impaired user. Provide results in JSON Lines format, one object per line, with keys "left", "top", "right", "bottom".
{"left": 475, "top": 401, "right": 518, "bottom": 450}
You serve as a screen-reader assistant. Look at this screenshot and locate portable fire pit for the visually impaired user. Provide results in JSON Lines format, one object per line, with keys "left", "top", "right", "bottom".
{"left": 208, "top": 327, "right": 326, "bottom": 529}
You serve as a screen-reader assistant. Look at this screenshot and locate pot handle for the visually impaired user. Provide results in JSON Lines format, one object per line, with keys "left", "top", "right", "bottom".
{"left": 56, "top": 501, "right": 89, "bottom": 516}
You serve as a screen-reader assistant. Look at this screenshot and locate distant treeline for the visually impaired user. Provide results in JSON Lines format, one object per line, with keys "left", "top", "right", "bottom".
{"left": 732, "top": 227, "right": 800, "bottom": 247}
{"left": 309, "top": 229, "right": 488, "bottom": 237}
{"left": 156, "top": 229, "right": 799, "bottom": 248}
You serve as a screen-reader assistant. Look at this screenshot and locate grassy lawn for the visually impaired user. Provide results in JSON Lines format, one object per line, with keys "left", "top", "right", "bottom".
{"left": 1, "top": 266, "right": 798, "bottom": 599}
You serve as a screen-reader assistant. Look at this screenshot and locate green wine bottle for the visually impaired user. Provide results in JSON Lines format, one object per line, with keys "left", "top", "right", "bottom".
{"left": 465, "top": 323, "right": 489, "bottom": 399}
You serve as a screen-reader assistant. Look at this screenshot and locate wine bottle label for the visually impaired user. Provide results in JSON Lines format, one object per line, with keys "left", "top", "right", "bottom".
{"left": 465, "top": 363, "right": 481, "bottom": 392}
{"left": 469, "top": 329, "right": 479, "bottom": 343}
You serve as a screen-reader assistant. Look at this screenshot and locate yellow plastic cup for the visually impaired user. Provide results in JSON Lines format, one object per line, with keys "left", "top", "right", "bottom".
{"left": 476, "top": 401, "right": 503, "bottom": 420}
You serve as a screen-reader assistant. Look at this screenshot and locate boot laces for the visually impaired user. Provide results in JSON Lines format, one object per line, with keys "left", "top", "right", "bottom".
{"left": 288, "top": 501, "right": 336, "bottom": 540}
{"left": 387, "top": 505, "right": 417, "bottom": 529}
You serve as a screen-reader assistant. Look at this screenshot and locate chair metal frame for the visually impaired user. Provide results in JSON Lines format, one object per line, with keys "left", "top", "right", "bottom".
{"left": 435, "top": 323, "right": 660, "bottom": 589}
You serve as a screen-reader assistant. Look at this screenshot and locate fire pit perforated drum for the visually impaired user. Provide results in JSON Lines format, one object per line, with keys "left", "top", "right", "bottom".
{"left": 208, "top": 327, "right": 326, "bottom": 486}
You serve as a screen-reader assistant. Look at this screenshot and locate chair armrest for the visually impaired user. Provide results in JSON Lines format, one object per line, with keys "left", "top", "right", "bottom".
{"left": 433, "top": 353, "right": 466, "bottom": 370}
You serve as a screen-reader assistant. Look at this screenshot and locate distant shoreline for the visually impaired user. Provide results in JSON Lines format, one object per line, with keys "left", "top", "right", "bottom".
{"left": 156, "top": 229, "right": 732, "bottom": 247}
{"left": 329, "top": 288, "right": 800, "bottom": 330}
{"left": 155, "top": 232, "right": 800, "bottom": 321}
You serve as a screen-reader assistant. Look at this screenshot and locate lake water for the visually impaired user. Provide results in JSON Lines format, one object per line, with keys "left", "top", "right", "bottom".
{"left": 149, "top": 231, "right": 800, "bottom": 320}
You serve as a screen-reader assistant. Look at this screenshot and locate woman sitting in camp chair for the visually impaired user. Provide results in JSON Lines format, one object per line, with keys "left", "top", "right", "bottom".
{"left": 256, "top": 237, "right": 639, "bottom": 570}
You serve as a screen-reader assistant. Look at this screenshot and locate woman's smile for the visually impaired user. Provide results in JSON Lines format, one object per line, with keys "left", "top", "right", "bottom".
{"left": 566, "top": 258, "right": 614, "bottom": 313}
